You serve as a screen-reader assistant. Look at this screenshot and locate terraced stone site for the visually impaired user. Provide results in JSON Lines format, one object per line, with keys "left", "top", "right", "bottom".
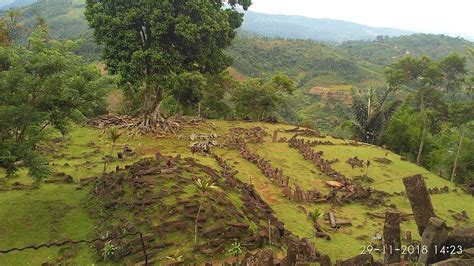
{"left": 1, "top": 119, "right": 472, "bottom": 265}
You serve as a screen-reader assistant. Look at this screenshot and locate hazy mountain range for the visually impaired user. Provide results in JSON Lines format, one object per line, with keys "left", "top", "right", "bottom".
{"left": 2, "top": 0, "right": 413, "bottom": 42}
{"left": 0, "top": 0, "right": 36, "bottom": 10}
{"left": 241, "top": 11, "right": 415, "bottom": 42}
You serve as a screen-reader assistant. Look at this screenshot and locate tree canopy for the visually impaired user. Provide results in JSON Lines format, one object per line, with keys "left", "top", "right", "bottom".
{"left": 0, "top": 28, "right": 107, "bottom": 177}
{"left": 85, "top": 0, "right": 251, "bottom": 128}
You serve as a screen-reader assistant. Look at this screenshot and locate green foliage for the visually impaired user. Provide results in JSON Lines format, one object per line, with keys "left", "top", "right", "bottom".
{"left": 382, "top": 104, "right": 425, "bottom": 159}
{"left": 172, "top": 71, "right": 207, "bottom": 114}
{"left": 233, "top": 75, "right": 294, "bottom": 119}
{"left": 200, "top": 71, "right": 238, "bottom": 119}
{"left": 228, "top": 34, "right": 378, "bottom": 87}
{"left": 385, "top": 54, "right": 468, "bottom": 164}
{"left": 107, "top": 128, "right": 122, "bottom": 145}
{"left": 0, "top": 10, "right": 22, "bottom": 46}
{"left": 350, "top": 87, "right": 400, "bottom": 143}
{"left": 308, "top": 208, "right": 322, "bottom": 223}
{"left": 0, "top": 28, "right": 107, "bottom": 177}
{"left": 194, "top": 177, "right": 217, "bottom": 195}
{"left": 85, "top": 0, "right": 250, "bottom": 122}
{"left": 332, "top": 120, "right": 354, "bottom": 139}
{"left": 343, "top": 34, "right": 474, "bottom": 69}
{"left": 101, "top": 241, "right": 118, "bottom": 261}
{"left": 272, "top": 73, "right": 296, "bottom": 94}
{"left": 166, "top": 249, "right": 184, "bottom": 262}
{"left": 228, "top": 242, "right": 243, "bottom": 260}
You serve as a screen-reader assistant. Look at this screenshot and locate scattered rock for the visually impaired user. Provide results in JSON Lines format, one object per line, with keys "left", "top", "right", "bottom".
{"left": 418, "top": 217, "right": 450, "bottom": 265}
{"left": 241, "top": 249, "right": 274, "bottom": 266}
{"left": 374, "top": 157, "right": 392, "bottom": 164}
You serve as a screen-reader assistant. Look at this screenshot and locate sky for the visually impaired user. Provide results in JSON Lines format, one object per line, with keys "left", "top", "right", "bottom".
{"left": 0, "top": 0, "right": 472, "bottom": 38}
{"left": 249, "top": 0, "right": 474, "bottom": 38}
{"left": 0, "top": 0, "right": 14, "bottom": 5}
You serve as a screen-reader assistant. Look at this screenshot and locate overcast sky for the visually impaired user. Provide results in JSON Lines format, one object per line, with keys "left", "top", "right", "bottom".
{"left": 249, "top": 0, "right": 474, "bottom": 37}
{"left": 1, "top": 0, "right": 472, "bottom": 37}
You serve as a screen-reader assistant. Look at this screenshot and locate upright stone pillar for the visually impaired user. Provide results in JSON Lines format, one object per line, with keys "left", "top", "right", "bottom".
{"left": 383, "top": 211, "right": 401, "bottom": 264}
{"left": 402, "top": 174, "right": 435, "bottom": 236}
{"left": 272, "top": 130, "right": 279, "bottom": 143}
{"left": 418, "top": 217, "right": 449, "bottom": 265}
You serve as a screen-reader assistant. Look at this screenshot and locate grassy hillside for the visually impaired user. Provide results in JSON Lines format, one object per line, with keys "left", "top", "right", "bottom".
{"left": 1, "top": 121, "right": 472, "bottom": 264}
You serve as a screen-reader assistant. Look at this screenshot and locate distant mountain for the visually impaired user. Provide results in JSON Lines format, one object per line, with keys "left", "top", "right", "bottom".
{"left": 0, "top": 0, "right": 35, "bottom": 10}
{"left": 241, "top": 11, "right": 414, "bottom": 42}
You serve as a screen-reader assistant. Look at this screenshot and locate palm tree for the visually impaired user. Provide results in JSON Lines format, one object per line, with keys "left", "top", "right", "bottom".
{"left": 103, "top": 127, "right": 122, "bottom": 174}
{"left": 351, "top": 87, "right": 400, "bottom": 144}
{"left": 194, "top": 177, "right": 217, "bottom": 244}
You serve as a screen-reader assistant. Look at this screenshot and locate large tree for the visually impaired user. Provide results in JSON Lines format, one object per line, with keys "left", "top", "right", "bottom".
{"left": 385, "top": 55, "right": 466, "bottom": 164}
{"left": 0, "top": 28, "right": 107, "bottom": 177}
{"left": 233, "top": 74, "right": 295, "bottom": 120}
{"left": 85, "top": 0, "right": 251, "bottom": 130}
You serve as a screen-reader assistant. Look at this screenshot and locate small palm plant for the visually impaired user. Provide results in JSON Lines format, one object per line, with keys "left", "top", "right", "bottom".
{"left": 194, "top": 177, "right": 217, "bottom": 244}
{"left": 101, "top": 241, "right": 118, "bottom": 261}
{"left": 308, "top": 208, "right": 322, "bottom": 224}
{"left": 103, "top": 127, "right": 122, "bottom": 174}
{"left": 166, "top": 249, "right": 184, "bottom": 263}
{"left": 228, "top": 242, "right": 243, "bottom": 264}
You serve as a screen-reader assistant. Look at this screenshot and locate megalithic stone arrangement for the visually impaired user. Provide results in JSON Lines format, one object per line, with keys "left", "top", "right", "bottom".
{"left": 402, "top": 174, "right": 436, "bottom": 236}
{"left": 383, "top": 211, "right": 401, "bottom": 264}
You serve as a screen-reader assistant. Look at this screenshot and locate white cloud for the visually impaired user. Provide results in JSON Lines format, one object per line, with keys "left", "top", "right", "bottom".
{"left": 249, "top": 0, "right": 474, "bottom": 37}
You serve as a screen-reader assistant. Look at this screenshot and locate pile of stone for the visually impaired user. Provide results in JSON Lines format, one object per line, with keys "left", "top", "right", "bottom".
{"left": 190, "top": 133, "right": 218, "bottom": 141}
{"left": 45, "top": 172, "right": 74, "bottom": 184}
{"left": 88, "top": 148, "right": 326, "bottom": 264}
{"left": 190, "top": 140, "right": 217, "bottom": 154}
{"left": 450, "top": 210, "right": 469, "bottom": 222}
{"left": 347, "top": 156, "right": 365, "bottom": 168}
{"left": 117, "top": 145, "right": 136, "bottom": 159}
{"left": 239, "top": 143, "right": 328, "bottom": 204}
{"left": 401, "top": 175, "right": 474, "bottom": 265}
{"left": 374, "top": 157, "right": 392, "bottom": 164}
{"left": 288, "top": 138, "right": 373, "bottom": 204}
{"left": 240, "top": 144, "right": 288, "bottom": 186}
{"left": 428, "top": 186, "right": 450, "bottom": 195}
{"left": 463, "top": 181, "right": 474, "bottom": 195}
{"left": 220, "top": 127, "right": 267, "bottom": 148}
{"left": 284, "top": 127, "right": 323, "bottom": 137}
{"left": 310, "top": 140, "right": 335, "bottom": 146}
{"left": 210, "top": 153, "right": 326, "bottom": 265}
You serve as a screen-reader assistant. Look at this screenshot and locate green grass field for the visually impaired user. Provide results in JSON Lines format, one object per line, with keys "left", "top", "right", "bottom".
{"left": 0, "top": 121, "right": 472, "bottom": 265}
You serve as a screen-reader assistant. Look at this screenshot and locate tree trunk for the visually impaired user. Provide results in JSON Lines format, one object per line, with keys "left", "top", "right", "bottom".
{"left": 416, "top": 92, "right": 426, "bottom": 165}
{"left": 451, "top": 129, "right": 464, "bottom": 182}
{"left": 194, "top": 202, "right": 202, "bottom": 245}
{"left": 141, "top": 84, "right": 163, "bottom": 131}
{"left": 102, "top": 142, "right": 115, "bottom": 175}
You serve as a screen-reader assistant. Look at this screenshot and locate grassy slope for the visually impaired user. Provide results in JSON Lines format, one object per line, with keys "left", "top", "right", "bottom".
{"left": 0, "top": 121, "right": 472, "bottom": 264}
